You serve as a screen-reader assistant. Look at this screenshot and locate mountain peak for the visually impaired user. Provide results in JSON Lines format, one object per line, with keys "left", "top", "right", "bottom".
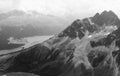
{"left": 58, "top": 10, "right": 120, "bottom": 39}
{"left": 91, "top": 10, "right": 120, "bottom": 26}
{"left": 101, "top": 10, "right": 118, "bottom": 18}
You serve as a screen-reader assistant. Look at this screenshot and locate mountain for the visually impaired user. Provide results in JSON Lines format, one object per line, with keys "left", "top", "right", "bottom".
{"left": 0, "top": 10, "right": 70, "bottom": 50}
{"left": 91, "top": 10, "right": 120, "bottom": 26}
{"left": 0, "top": 10, "right": 120, "bottom": 76}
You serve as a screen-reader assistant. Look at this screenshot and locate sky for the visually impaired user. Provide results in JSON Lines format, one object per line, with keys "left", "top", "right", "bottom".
{"left": 0, "top": 0, "right": 120, "bottom": 18}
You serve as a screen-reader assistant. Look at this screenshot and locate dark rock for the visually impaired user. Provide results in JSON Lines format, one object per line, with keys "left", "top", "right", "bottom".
{"left": 91, "top": 10, "right": 120, "bottom": 26}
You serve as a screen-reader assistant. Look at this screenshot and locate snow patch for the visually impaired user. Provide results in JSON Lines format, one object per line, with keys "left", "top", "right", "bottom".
{"left": 8, "top": 35, "right": 53, "bottom": 48}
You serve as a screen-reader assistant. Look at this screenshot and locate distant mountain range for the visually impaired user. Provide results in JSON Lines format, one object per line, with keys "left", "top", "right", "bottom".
{"left": 0, "top": 10, "right": 120, "bottom": 76}
{"left": 0, "top": 10, "right": 72, "bottom": 50}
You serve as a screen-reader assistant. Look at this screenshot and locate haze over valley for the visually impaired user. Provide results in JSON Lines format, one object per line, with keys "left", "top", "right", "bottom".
{"left": 0, "top": 9, "right": 72, "bottom": 50}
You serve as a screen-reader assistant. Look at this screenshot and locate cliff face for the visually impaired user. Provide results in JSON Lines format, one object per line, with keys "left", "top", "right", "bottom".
{"left": 91, "top": 10, "right": 120, "bottom": 26}
{"left": 0, "top": 10, "right": 120, "bottom": 76}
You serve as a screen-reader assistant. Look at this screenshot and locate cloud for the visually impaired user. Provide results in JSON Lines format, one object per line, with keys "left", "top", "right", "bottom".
{"left": 18, "top": 0, "right": 67, "bottom": 16}
{"left": 0, "top": 0, "right": 20, "bottom": 12}
{"left": 0, "top": 0, "right": 120, "bottom": 18}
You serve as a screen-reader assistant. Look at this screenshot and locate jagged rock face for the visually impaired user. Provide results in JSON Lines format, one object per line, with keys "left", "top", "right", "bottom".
{"left": 58, "top": 18, "right": 99, "bottom": 39}
{"left": 91, "top": 10, "right": 120, "bottom": 26}
{"left": 0, "top": 10, "right": 120, "bottom": 76}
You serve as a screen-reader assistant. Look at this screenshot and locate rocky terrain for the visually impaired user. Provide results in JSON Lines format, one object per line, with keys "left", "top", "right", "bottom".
{"left": 0, "top": 10, "right": 120, "bottom": 76}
